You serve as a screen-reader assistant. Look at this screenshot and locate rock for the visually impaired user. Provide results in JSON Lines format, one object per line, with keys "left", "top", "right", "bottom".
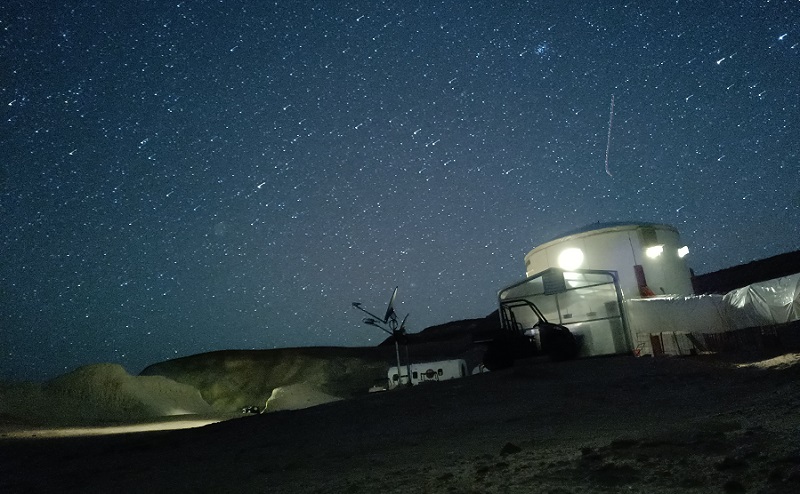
{"left": 716, "top": 456, "right": 748, "bottom": 471}
{"left": 722, "top": 479, "right": 746, "bottom": 493}
{"left": 500, "top": 442, "right": 522, "bottom": 456}
{"left": 610, "top": 438, "right": 639, "bottom": 449}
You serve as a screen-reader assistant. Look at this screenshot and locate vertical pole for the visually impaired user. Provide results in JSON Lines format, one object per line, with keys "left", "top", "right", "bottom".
{"left": 404, "top": 343, "right": 412, "bottom": 387}
{"left": 394, "top": 340, "right": 403, "bottom": 387}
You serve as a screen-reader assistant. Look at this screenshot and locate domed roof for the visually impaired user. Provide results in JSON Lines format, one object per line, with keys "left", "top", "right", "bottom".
{"left": 535, "top": 221, "right": 677, "bottom": 251}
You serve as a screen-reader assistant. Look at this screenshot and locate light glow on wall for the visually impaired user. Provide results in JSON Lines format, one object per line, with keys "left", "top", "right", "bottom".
{"left": 557, "top": 247, "right": 584, "bottom": 270}
{"left": 645, "top": 245, "right": 664, "bottom": 258}
{"left": 678, "top": 245, "right": 690, "bottom": 258}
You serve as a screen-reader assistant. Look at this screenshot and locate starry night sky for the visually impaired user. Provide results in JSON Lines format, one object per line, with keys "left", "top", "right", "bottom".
{"left": 2, "top": 1, "right": 798, "bottom": 381}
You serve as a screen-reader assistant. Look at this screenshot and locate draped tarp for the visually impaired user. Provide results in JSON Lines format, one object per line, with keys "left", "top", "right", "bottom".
{"left": 721, "top": 273, "right": 800, "bottom": 329}
{"left": 625, "top": 273, "right": 800, "bottom": 337}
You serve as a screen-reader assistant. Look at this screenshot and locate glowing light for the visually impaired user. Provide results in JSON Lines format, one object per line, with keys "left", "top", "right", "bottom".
{"left": 645, "top": 245, "right": 664, "bottom": 258}
{"left": 678, "top": 246, "right": 689, "bottom": 258}
{"left": 4, "top": 419, "right": 222, "bottom": 439}
{"left": 558, "top": 248, "right": 584, "bottom": 270}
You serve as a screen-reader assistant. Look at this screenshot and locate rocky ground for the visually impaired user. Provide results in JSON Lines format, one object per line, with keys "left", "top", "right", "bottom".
{"left": 2, "top": 352, "right": 800, "bottom": 493}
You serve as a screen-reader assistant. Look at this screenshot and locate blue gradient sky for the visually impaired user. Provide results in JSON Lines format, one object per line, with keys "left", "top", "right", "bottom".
{"left": 2, "top": 1, "right": 798, "bottom": 380}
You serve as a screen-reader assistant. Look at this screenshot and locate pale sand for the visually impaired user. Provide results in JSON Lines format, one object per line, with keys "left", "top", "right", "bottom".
{"left": 0, "top": 417, "right": 223, "bottom": 439}
{"left": 265, "top": 382, "right": 343, "bottom": 412}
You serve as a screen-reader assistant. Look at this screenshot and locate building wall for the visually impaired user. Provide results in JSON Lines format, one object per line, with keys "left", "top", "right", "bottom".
{"left": 524, "top": 224, "right": 693, "bottom": 299}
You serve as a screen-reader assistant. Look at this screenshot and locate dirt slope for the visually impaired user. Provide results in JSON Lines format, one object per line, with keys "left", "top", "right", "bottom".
{"left": 2, "top": 354, "right": 800, "bottom": 493}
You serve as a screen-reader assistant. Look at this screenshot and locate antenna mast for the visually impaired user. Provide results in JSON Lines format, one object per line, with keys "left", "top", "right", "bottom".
{"left": 352, "top": 286, "right": 411, "bottom": 388}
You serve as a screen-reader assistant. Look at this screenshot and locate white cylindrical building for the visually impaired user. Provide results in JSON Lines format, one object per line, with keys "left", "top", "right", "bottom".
{"left": 525, "top": 222, "right": 693, "bottom": 299}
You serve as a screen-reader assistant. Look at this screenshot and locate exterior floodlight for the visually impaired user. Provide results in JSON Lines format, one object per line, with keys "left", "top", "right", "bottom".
{"left": 557, "top": 248, "right": 584, "bottom": 271}
{"left": 645, "top": 245, "right": 664, "bottom": 258}
{"left": 678, "top": 246, "right": 689, "bottom": 258}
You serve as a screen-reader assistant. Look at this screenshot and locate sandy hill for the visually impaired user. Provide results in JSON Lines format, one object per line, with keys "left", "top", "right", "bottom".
{"left": 380, "top": 313, "right": 501, "bottom": 347}
{"left": 0, "top": 363, "right": 213, "bottom": 427}
{"left": 0, "top": 347, "right": 393, "bottom": 428}
{"left": 0, "top": 342, "right": 486, "bottom": 429}
{"left": 139, "top": 346, "right": 395, "bottom": 413}
{"left": 693, "top": 249, "right": 800, "bottom": 294}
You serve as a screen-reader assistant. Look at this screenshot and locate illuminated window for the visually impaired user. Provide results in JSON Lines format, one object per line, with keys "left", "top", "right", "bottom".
{"left": 558, "top": 247, "right": 584, "bottom": 270}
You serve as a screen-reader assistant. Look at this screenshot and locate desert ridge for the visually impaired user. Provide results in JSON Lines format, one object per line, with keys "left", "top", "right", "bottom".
{"left": 0, "top": 344, "right": 462, "bottom": 429}
{"left": 2, "top": 353, "right": 800, "bottom": 493}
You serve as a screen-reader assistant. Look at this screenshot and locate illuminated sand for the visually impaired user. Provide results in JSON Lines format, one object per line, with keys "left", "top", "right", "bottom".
{"left": 265, "top": 382, "right": 343, "bottom": 412}
{"left": 1, "top": 417, "right": 223, "bottom": 439}
{"left": 3, "top": 353, "right": 800, "bottom": 493}
{"left": 0, "top": 363, "right": 214, "bottom": 427}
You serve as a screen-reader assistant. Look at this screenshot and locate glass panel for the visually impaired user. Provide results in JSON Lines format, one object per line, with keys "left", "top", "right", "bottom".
{"left": 508, "top": 305, "right": 542, "bottom": 332}
{"left": 500, "top": 269, "right": 629, "bottom": 356}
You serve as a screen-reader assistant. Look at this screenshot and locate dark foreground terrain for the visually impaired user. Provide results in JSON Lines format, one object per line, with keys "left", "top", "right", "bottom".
{"left": 2, "top": 353, "right": 800, "bottom": 493}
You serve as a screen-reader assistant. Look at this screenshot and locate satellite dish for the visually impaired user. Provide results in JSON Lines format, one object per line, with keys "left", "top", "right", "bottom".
{"left": 383, "top": 286, "right": 398, "bottom": 323}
